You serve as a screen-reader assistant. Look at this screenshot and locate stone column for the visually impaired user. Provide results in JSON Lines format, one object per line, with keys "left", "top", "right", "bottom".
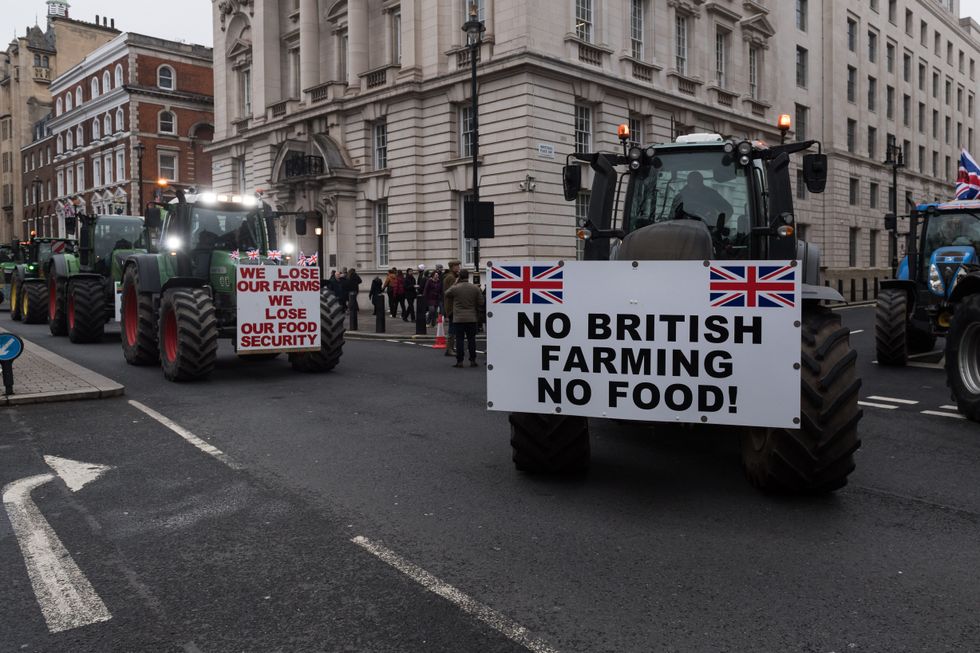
{"left": 347, "top": 0, "right": 369, "bottom": 88}
{"left": 299, "top": 0, "right": 319, "bottom": 96}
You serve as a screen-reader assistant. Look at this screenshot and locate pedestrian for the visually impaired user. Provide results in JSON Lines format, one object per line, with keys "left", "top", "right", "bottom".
{"left": 422, "top": 271, "right": 441, "bottom": 326}
{"left": 382, "top": 267, "right": 398, "bottom": 317}
{"left": 336, "top": 269, "right": 349, "bottom": 312}
{"left": 445, "top": 269, "right": 485, "bottom": 368}
{"left": 442, "top": 260, "right": 461, "bottom": 357}
{"left": 326, "top": 270, "right": 340, "bottom": 297}
{"left": 402, "top": 268, "right": 417, "bottom": 321}
{"left": 369, "top": 275, "right": 383, "bottom": 315}
{"left": 394, "top": 269, "right": 407, "bottom": 318}
{"left": 347, "top": 267, "right": 362, "bottom": 311}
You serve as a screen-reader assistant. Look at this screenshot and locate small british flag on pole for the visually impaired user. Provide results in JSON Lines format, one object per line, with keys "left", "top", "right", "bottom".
{"left": 709, "top": 264, "right": 796, "bottom": 308}
{"left": 306, "top": 251, "right": 318, "bottom": 266}
{"left": 490, "top": 264, "right": 564, "bottom": 304}
{"left": 230, "top": 249, "right": 240, "bottom": 262}
{"left": 267, "top": 249, "right": 282, "bottom": 263}
{"left": 954, "top": 149, "right": 980, "bottom": 200}
{"left": 247, "top": 249, "right": 260, "bottom": 262}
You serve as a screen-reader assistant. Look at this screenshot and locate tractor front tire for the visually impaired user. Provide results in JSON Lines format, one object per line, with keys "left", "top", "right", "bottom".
{"left": 944, "top": 294, "right": 980, "bottom": 422}
{"left": 741, "top": 305, "right": 862, "bottom": 494}
{"left": 509, "top": 412, "right": 591, "bottom": 474}
{"left": 159, "top": 287, "right": 218, "bottom": 382}
{"left": 22, "top": 282, "right": 47, "bottom": 324}
{"left": 289, "top": 289, "right": 345, "bottom": 372}
{"left": 120, "top": 265, "right": 159, "bottom": 365}
{"left": 10, "top": 278, "right": 21, "bottom": 321}
{"left": 67, "top": 278, "right": 106, "bottom": 343}
{"left": 875, "top": 288, "right": 909, "bottom": 365}
{"left": 48, "top": 276, "right": 68, "bottom": 336}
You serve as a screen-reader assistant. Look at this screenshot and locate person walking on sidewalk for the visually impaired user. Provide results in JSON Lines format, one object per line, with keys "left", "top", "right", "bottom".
{"left": 346, "top": 267, "right": 362, "bottom": 312}
{"left": 369, "top": 275, "right": 383, "bottom": 315}
{"left": 445, "top": 269, "right": 484, "bottom": 368}
{"left": 422, "top": 271, "right": 441, "bottom": 326}
{"left": 442, "top": 260, "right": 461, "bottom": 357}
{"left": 382, "top": 268, "right": 399, "bottom": 317}
{"left": 402, "top": 269, "right": 417, "bottom": 321}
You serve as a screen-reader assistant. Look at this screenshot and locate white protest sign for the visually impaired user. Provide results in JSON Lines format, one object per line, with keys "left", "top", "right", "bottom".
{"left": 236, "top": 265, "right": 321, "bottom": 354}
{"left": 486, "top": 260, "right": 802, "bottom": 428}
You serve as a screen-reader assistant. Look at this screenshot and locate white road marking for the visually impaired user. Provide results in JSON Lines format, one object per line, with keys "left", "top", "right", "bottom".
{"left": 909, "top": 350, "right": 943, "bottom": 359}
{"left": 850, "top": 329, "right": 865, "bottom": 334}
{"left": 3, "top": 463, "right": 113, "bottom": 633}
{"left": 858, "top": 401, "right": 899, "bottom": 410}
{"left": 42, "top": 456, "right": 113, "bottom": 492}
{"left": 352, "top": 536, "right": 559, "bottom": 653}
{"left": 905, "top": 361, "right": 946, "bottom": 370}
{"left": 129, "top": 400, "right": 241, "bottom": 470}
{"left": 941, "top": 404, "right": 958, "bottom": 410}
{"left": 866, "top": 395, "right": 919, "bottom": 405}
{"left": 921, "top": 410, "right": 966, "bottom": 419}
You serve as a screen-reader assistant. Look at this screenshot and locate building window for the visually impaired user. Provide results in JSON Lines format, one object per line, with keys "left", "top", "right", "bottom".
{"left": 93, "top": 159, "right": 102, "bottom": 188}
{"left": 102, "top": 153, "right": 113, "bottom": 184}
{"left": 76, "top": 126, "right": 83, "bottom": 147}
{"left": 869, "top": 182, "right": 879, "bottom": 209}
{"left": 867, "top": 126, "right": 876, "bottom": 159}
{"left": 56, "top": 98, "right": 63, "bottom": 115}
{"left": 846, "top": 66, "right": 856, "bottom": 103}
{"left": 675, "top": 15, "right": 688, "bottom": 75}
{"left": 847, "top": 18, "right": 857, "bottom": 52}
{"left": 902, "top": 95, "right": 910, "bottom": 126}
{"left": 65, "top": 93, "right": 73, "bottom": 112}
{"left": 57, "top": 170, "right": 64, "bottom": 197}
{"left": 905, "top": 9, "right": 913, "bottom": 35}
{"left": 234, "top": 156, "right": 246, "bottom": 192}
{"left": 574, "top": 104, "right": 592, "bottom": 153}
{"left": 459, "top": 105, "right": 474, "bottom": 158}
{"left": 796, "top": 0, "right": 807, "bottom": 31}
{"left": 288, "top": 48, "right": 301, "bottom": 98}
{"left": 464, "top": 0, "right": 486, "bottom": 22}
{"left": 932, "top": 71, "right": 939, "bottom": 98}
{"left": 946, "top": 155, "right": 951, "bottom": 179}
{"left": 103, "top": 114, "right": 112, "bottom": 136}
{"left": 575, "top": 0, "right": 593, "bottom": 43}
{"left": 932, "top": 109, "right": 938, "bottom": 137}
{"left": 373, "top": 120, "right": 388, "bottom": 169}
{"left": 885, "top": 42, "right": 894, "bottom": 73}
{"left": 945, "top": 116, "right": 951, "bottom": 144}
{"left": 795, "top": 104, "right": 808, "bottom": 141}
{"left": 918, "top": 102, "right": 925, "bottom": 133}
{"left": 748, "top": 47, "right": 760, "bottom": 99}
{"left": 375, "top": 201, "right": 389, "bottom": 267}
{"left": 575, "top": 192, "right": 590, "bottom": 260}
{"left": 115, "top": 63, "right": 123, "bottom": 87}
{"left": 92, "top": 118, "right": 101, "bottom": 141}
{"left": 849, "top": 228, "right": 859, "bottom": 267}
{"left": 716, "top": 29, "right": 729, "bottom": 87}
{"left": 932, "top": 150, "right": 938, "bottom": 177}
{"left": 102, "top": 71, "right": 110, "bottom": 92}
{"left": 903, "top": 53, "right": 911, "bottom": 82}
{"left": 849, "top": 178, "right": 859, "bottom": 206}
{"left": 886, "top": 86, "right": 894, "bottom": 120}
{"left": 795, "top": 46, "right": 807, "bottom": 88}
{"left": 958, "top": 87, "right": 964, "bottom": 112}
{"left": 870, "top": 0, "right": 878, "bottom": 11}
{"left": 159, "top": 111, "right": 175, "bottom": 134}
{"left": 159, "top": 152, "right": 177, "bottom": 181}
{"left": 918, "top": 62, "right": 925, "bottom": 91}
{"left": 116, "top": 150, "right": 125, "bottom": 181}
{"left": 867, "top": 76, "right": 876, "bottom": 112}
{"left": 116, "top": 108, "right": 124, "bottom": 132}
{"left": 846, "top": 119, "right": 856, "bottom": 152}
{"left": 390, "top": 10, "right": 401, "bottom": 65}
{"left": 868, "top": 31, "right": 877, "bottom": 63}
{"left": 240, "top": 68, "right": 252, "bottom": 117}
{"left": 946, "top": 79, "right": 952, "bottom": 105}
{"left": 870, "top": 230, "right": 878, "bottom": 267}
{"left": 75, "top": 87, "right": 82, "bottom": 107}
{"left": 888, "top": 0, "right": 896, "bottom": 23}
{"left": 918, "top": 145, "right": 925, "bottom": 171}
{"left": 157, "top": 65, "right": 175, "bottom": 90}
{"left": 630, "top": 0, "right": 644, "bottom": 59}
{"left": 934, "top": 31, "right": 941, "bottom": 55}
{"left": 796, "top": 169, "right": 807, "bottom": 200}
{"left": 76, "top": 162, "right": 84, "bottom": 192}
{"left": 970, "top": 93, "right": 975, "bottom": 118}
{"left": 628, "top": 114, "right": 643, "bottom": 149}
{"left": 65, "top": 132, "right": 73, "bottom": 150}
{"left": 339, "top": 32, "right": 349, "bottom": 82}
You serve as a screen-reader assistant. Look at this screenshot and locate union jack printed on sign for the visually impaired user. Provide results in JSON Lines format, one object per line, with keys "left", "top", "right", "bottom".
{"left": 709, "top": 264, "right": 796, "bottom": 308}
{"left": 490, "top": 264, "right": 564, "bottom": 304}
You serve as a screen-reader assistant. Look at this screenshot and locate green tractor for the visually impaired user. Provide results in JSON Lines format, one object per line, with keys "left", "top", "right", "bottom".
{"left": 507, "top": 131, "right": 862, "bottom": 494}
{"left": 120, "top": 189, "right": 344, "bottom": 381}
{"left": 9, "top": 236, "right": 76, "bottom": 324}
{"left": 46, "top": 214, "right": 150, "bottom": 342}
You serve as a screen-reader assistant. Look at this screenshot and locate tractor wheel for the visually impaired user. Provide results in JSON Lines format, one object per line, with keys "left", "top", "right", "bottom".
{"left": 289, "top": 289, "right": 345, "bottom": 372}
{"left": 120, "top": 265, "right": 159, "bottom": 365}
{"left": 22, "top": 282, "right": 47, "bottom": 324}
{"left": 875, "top": 288, "right": 908, "bottom": 366}
{"left": 10, "top": 278, "right": 21, "bottom": 321}
{"left": 944, "top": 294, "right": 980, "bottom": 422}
{"left": 48, "top": 276, "right": 68, "bottom": 336}
{"left": 67, "top": 278, "right": 106, "bottom": 343}
{"left": 907, "top": 326, "right": 937, "bottom": 354}
{"left": 509, "top": 412, "right": 591, "bottom": 474}
{"left": 159, "top": 287, "right": 218, "bottom": 382}
{"left": 741, "top": 305, "right": 862, "bottom": 494}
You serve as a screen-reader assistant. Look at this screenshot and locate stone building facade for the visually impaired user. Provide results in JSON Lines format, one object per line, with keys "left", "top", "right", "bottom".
{"left": 0, "top": 0, "right": 119, "bottom": 242}
{"left": 207, "top": 0, "right": 980, "bottom": 295}
{"left": 41, "top": 32, "right": 214, "bottom": 236}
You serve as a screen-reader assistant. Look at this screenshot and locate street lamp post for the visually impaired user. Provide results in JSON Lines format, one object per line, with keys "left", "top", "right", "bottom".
{"left": 885, "top": 142, "right": 905, "bottom": 276}
{"left": 31, "top": 176, "right": 42, "bottom": 238}
{"left": 462, "top": 3, "right": 485, "bottom": 278}
{"left": 135, "top": 142, "right": 146, "bottom": 215}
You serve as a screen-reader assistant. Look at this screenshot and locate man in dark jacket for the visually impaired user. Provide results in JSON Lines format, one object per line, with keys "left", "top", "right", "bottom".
{"left": 444, "top": 269, "right": 485, "bottom": 367}
{"left": 346, "top": 268, "right": 362, "bottom": 312}
{"left": 442, "top": 260, "right": 461, "bottom": 357}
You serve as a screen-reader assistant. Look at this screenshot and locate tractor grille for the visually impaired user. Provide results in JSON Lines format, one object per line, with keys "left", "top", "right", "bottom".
{"left": 213, "top": 290, "right": 237, "bottom": 329}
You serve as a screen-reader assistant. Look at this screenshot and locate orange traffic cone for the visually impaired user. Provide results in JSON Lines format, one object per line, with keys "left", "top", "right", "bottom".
{"left": 433, "top": 313, "right": 447, "bottom": 349}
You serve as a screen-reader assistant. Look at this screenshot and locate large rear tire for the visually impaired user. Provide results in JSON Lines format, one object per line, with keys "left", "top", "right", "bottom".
{"left": 22, "top": 282, "right": 47, "bottom": 324}
{"left": 67, "top": 278, "right": 106, "bottom": 343}
{"left": 48, "top": 276, "right": 68, "bottom": 336}
{"left": 875, "top": 288, "right": 908, "bottom": 365}
{"left": 944, "top": 293, "right": 980, "bottom": 422}
{"left": 509, "top": 413, "right": 591, "bottom": 474}
{"left": 289, "top": 289, "right": 345, "bottom": 372}
{"left": 10, "top": 278, "right": 21, "bottom": 321}
{"left": 120, "top": 265, "right": 159, "bottom": 365}
{"left": 159, "top": 287, "right": 218, "bottom": 382}
{"left": 741, "top": 305, "right": 862, "bottom": 494}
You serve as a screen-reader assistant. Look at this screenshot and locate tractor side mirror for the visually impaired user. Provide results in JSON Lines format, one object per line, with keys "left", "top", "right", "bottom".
{"left": 64, "top": 216, "right": 77, "bottom": 235}
{"left": 145, "top": 207, "right": 162, "bottom": 230}
{"left": 802, "top": 153, "right": 828, "bottom": 194}
{"left": 563, "top": 164, "right": 582, "bottom": 202}
{"left": 884, "top": 213, "right": 897, "bottom": 231}
{"left": 295, "top": 216, "right": 307, "bottom": 236}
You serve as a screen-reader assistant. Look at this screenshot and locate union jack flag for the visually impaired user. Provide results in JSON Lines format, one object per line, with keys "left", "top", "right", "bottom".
{"left": 247, "top": 249, "right": 260, "bottom": 261}
{"left": 306, "top": 251, "right": 318, "bottom": 266}
{"left": 297, "top": 252, "right": 307, "bottom": 265}
{"left": 267, "top": 249, "right": 282, "bottom": 263}
{"left": 954, "top": 149, "right": 980, "bottom": 200}
{"left": 490, "top": 264, "right": 564, "bottom": 304}
{"left": 709, "top": 265, "right": 796, "bottom": 308}
{"left": 230, "top": 249, "right": 241, "bottom": 262}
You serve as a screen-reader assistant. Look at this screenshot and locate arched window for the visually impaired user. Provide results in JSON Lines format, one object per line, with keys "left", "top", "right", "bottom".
{"left": 158, "top": 110, "right": 175, "bottom": 134}
{"left": 102, "top": 71, "right": 111, "bottom": 91}
{"left": 92, "top": 118, "right": 100, "bottom": 141}
{"left": 114, "top": 63, "right": 123, "bottom": 88}
{"left": 75, "top": 86, "right": 83, "bottom": 106}
{"left": 115, "top": 108, "right": 124, "bottom": 132}
{"left": 104, "top": 114, "right": 112, "bottom": 135}
{"left": 65, "top": 131, "right": 73, "bottom": 150}
{"left": 56, "top": 97, "right": 63, "bottom": 116}
{"left": 75, "top": 126, "right": 84, "bottom": 147}
{"left": 157, "top": 65, "right": 175, "bottom": 90}
{"left": 65, "top": 93, "right": 73, "bottom": 111}
{"left": 56, "top": 134, "right": 63, "bottom": 153}
{"left": 91, "top": 78, "right": 100, "bottom": 98}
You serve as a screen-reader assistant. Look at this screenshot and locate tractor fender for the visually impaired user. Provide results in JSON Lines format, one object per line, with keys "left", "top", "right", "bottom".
{"left": 802, "top": 283, "right": 844, "bottom": 303}
{"left": 949, "top": 271, "right": 980, "bottom": 303}
{"left": 880, "top": 278, "right": 918, "bottom": 309}
{"left": 49, "top": 253, "right": 73, "bottom": 279}
{"left": 68, "top": 271, "right": 105, "bottom": 284}
{"left": 161, "top": 277, "right": 209, "bottom": 293}
{"left": 21, "top": 276, "right": 46, "bottom": 287}
{"left": 124, "top": 255, "right": 163, "bottom": 294}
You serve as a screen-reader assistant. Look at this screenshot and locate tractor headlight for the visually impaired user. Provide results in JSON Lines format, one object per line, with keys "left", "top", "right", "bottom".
{"left": 165, "top": 236, "right": 183, "bottom": 251}
{"left": 282, "top": 242, "right": 296, "bottom": 255}
{"left": 928, "top": 263, "right": 944, "bottom": 294}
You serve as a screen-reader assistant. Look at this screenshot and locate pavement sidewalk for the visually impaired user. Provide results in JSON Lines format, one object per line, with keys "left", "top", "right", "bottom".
{"left": 345, "top": 303, "right": 486, "bottom": 341}
{"left": 0, "top": 326, "right": 124, "bottom": 407}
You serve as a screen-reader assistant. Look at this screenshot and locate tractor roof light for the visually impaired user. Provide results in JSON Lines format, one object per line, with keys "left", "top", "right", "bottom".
{"left": 157, "top": 178, "right": 169, "bottom": 188}
{"left": 778, "top": 113, "right": 792, "bottom": 133}
{"left": 576, "top": 227, "right": 592, "bottom": 241}
{"left": 240, "top": 195, "right": 258, "bottom": 208}
{"left": 723, "top": 142, "right": 735, "bottom": 153}
{"left": 736, "top": 141, "right": 753, "bottom": 156}
{"left": 617, "top": 123, "right": 631, "bottom": 142}
{"left": 282, "top": 242, "right": 296, "bottom": 255}
{"left": 200, "top": 192, "right": 217, "bottom": 204}
{"left": 627, "top": 146, "right": 643, "bottom": 170}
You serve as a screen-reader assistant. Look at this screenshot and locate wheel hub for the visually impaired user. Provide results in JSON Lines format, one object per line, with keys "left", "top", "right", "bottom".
{"left": 959, "top": 322, "right": 980, "bottom": 396}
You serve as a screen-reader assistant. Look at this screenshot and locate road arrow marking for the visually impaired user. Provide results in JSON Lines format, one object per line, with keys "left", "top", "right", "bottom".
{"left": 2, "top": 457, "right": 114, "bottom": 633}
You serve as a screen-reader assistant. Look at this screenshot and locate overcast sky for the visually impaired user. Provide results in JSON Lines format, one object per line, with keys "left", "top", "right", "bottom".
{"left": 7, "top": 1, "right": 980, "bottom": 54}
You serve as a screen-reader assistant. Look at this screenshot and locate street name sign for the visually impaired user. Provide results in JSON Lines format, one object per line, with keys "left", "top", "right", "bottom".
{"left": 485, "top": 260, "right": 802, "bottom": 428}
{"left": 236, "top": 265, "right": 321, "bottom": 354}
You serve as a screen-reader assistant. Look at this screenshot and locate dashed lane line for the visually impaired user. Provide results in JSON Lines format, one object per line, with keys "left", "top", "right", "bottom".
{"left": 866, "top": 395, "right": 919, "bottom": 405}
{"left": 858, "top": 401, "right": 899, "bottom": 409}
{"left": 129, "top": 400, "right": 242, "bottom": 470}
{"left": 921, "top": 410, "right": 967, "bottom": 419}
{"left": 850, "top": 329, "right": 865, "bottom": 334}
{"left": 351, "top": 536, "right": 559, "bottom": 653}
{"left": 941, "top": 404, "right": 958, "bottom": 410}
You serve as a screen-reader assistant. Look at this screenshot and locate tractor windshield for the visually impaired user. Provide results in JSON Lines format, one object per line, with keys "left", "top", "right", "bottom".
{"left": 0, "top": 246, "right": 13, "bottom": 264}
{"left": 190, "top": 207, "right": 263, "bottom": 252}
{"left": 93, "top": 217, "right": 145, "bottom": 274}
{"left": 922, "top": 211, "right": 980, "bottom": 264}
{"left": 624, "top": 150, "right": 752, "bottom": 248}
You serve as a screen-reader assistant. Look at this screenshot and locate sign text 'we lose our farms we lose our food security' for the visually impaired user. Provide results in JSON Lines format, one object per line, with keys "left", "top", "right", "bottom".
{"left": 236, "top": 265, "right": 321, "bottom": 353}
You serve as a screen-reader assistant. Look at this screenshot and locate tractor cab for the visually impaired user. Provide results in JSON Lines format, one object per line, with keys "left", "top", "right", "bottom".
{"left": 907, "top": 202, "right": 980, "bottom": 300}
{"left": 73, "top": 215, "right": 149, "bottom": 277}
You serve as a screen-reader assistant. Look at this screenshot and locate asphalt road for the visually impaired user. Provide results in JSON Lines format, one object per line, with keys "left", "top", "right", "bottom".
{"left": 1, "top": 305, "right": 978, "bottom": 653}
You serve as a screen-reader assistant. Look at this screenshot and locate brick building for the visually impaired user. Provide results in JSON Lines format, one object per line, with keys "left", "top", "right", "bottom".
{"left": 39, "top": 31, "right": 213, "bottom": 234}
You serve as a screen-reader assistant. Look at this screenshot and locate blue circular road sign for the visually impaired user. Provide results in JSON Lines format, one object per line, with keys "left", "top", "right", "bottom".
{"left": 0, "top": 333, "right": 24, "bottom": 361}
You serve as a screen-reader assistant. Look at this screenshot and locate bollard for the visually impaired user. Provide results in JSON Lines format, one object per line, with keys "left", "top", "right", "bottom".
{"left": 374, "top": 294, "right": 386, "bottom": 333}
{"left": 415, "top": 296, "right": 427, "bottom": 335}
{"left": 349, "top": 292, "right": 358, "bottom": 331}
